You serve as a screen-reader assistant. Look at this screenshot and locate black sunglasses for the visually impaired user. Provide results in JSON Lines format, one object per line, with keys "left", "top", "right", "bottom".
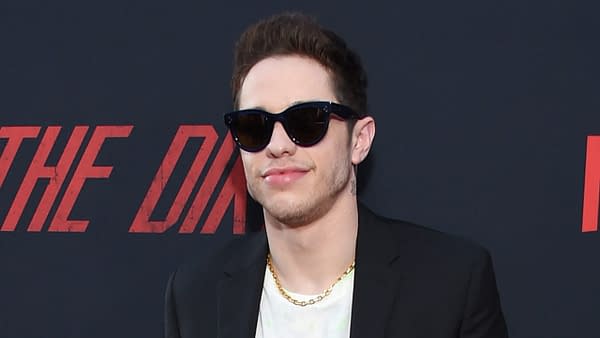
{"left": 224, "top": 101, "right": 366, "bottom": 152}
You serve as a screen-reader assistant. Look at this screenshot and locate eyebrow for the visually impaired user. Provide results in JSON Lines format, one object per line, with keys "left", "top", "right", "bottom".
{"left": 246, "top": 100, "right": 320, "bottom": 112}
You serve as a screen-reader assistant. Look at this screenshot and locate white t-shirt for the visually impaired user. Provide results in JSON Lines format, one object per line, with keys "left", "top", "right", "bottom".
{"left": 255, "top": 266, "right": 355, "bottom": 338}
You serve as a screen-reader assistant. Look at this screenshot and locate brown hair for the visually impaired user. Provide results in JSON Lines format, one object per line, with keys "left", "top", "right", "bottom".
{"left": 231, "top": 12, "right": 368, "bottom": 114}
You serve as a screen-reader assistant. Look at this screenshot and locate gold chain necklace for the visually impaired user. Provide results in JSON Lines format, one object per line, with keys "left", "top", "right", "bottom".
{"left": 266, "top": 253, "right": 355, "bottom": 307}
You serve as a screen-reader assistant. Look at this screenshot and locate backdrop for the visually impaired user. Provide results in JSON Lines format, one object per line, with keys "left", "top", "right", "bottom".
{"left": 1, "top": 1, "right": 599, "bottom": 337}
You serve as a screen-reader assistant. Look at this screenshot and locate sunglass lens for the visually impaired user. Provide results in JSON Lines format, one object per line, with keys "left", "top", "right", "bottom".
{"left": 285, "top": 107, "right": 328, "bottom": 146}
{"left": 235, "top": 113, "right": 271, "bottom": 151}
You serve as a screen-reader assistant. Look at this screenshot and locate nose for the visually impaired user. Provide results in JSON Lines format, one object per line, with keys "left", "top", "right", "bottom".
{"left": 265, "top": 122, "right": 297, "bottom": 158}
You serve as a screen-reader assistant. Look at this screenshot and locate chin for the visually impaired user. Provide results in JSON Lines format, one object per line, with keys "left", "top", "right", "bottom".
{"left": 266, "top": 194, "right": 344, "bottom": 228}
{"left": 262, "top": 198, "right": 323, "bottom": 227}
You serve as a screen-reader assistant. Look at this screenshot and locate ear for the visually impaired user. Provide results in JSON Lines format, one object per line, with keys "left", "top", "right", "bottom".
{"left": 351, "top": 116, "right": 376, "bottom": 165}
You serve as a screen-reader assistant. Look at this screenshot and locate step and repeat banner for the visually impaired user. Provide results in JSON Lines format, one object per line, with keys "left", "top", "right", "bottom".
{"left": 1, "top": 1, "right": 599, "bottom": 338}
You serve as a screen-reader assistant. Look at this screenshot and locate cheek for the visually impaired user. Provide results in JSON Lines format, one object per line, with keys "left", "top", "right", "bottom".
{"left": 240, "top": 152, "right": 258, "bottom": 177}
{"left": 314, "top": 142, "right": 352, "bottom": 172}
{"left": 324, "top": 125, "right": 353, "bottom": 160}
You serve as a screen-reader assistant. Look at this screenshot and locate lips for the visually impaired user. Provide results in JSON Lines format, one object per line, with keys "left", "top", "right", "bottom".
{"left": 262, "top": 166, "right": 309, "bottom": 186}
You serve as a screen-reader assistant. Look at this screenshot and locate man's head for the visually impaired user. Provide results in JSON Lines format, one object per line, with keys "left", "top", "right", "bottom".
{"left": 227, "top": 13, "right": 375, "bottom": 226}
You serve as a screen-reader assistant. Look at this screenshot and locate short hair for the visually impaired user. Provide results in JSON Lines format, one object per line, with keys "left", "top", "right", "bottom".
{"left": 231, "top": 12, "right": 368, "bottom": 115}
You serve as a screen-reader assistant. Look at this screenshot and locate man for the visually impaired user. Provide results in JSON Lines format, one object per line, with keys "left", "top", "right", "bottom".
{"left": 165, "top": 12, "right": 508, "bottom": 338}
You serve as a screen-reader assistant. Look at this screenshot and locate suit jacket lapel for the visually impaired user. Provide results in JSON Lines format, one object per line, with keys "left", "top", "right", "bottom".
{"left": 350, "top": 204, "right": 407, "bottom": 338}
{"left": 217, "top": 232, "right": 267, "bottom": 338}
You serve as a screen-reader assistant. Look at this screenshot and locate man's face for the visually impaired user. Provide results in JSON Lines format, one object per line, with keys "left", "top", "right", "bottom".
{"left": 237, "top": 55, "right": 356, "bottom": 226}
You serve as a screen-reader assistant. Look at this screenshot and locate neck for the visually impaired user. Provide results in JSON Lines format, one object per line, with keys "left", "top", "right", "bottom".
{"left": 264, "top": 195, "right": 358, "bottom": 295}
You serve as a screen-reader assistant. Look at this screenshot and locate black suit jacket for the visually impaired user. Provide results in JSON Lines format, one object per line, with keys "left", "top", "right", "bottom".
{"left": 165, "top": 205, "right": 509, "bottom": 338}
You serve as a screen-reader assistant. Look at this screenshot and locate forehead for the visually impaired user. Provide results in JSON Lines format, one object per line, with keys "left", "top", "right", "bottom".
{"left": 238, "top": 55, "right": 337, "bottom": 112}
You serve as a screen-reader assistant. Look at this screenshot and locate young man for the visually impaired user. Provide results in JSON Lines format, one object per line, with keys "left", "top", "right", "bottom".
{"left": 165, "top": 13, "right": 508, "bottom": 338}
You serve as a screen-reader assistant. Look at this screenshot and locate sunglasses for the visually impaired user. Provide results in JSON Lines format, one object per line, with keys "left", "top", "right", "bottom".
{"left": 224, "top": 101, "right": 366, "bottom": 152}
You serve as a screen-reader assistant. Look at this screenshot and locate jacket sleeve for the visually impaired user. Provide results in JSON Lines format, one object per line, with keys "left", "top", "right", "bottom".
{"left": 165, "top": 270, "right": 181, "bottom": 338}
{"left": 459, "top": 249, "right": 509, "bottom": 338}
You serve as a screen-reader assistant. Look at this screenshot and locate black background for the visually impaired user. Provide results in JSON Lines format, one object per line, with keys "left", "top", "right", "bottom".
{"left": 1, "top": 1, "right": 599, "bottom": 337}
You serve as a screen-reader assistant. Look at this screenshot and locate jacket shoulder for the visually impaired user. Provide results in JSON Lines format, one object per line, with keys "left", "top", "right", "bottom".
{"left": 383, "top": 213, "right": 488, "bottom": 255}
{"left": 359, "top": 205, "right": 493, "bottom": 273}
